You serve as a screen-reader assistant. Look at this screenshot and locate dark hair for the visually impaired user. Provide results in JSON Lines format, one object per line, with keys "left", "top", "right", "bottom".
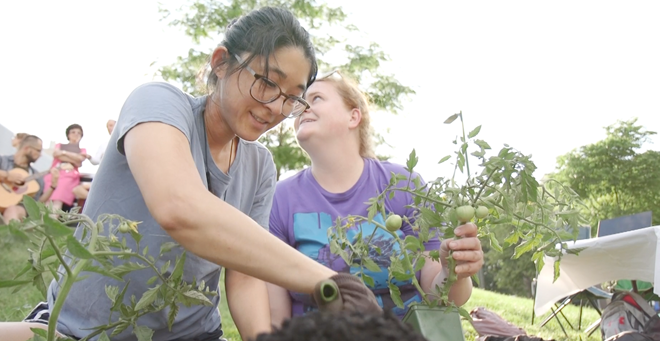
{"left": 65, "top": 124, "right": 83, "bottom": 138}
{"left": 206, "top": 6, "right": 318, "bottom": 93}
{"left": 18, "top": 135, "right": 42, "bottom": 149}
{"left": 252, "top": 311, "right": 428, "bottom": 341}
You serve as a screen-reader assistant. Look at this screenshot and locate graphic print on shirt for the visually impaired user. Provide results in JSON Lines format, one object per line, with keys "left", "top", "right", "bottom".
{"left": 292, "top": 211, "right": 422, "bottom": 316}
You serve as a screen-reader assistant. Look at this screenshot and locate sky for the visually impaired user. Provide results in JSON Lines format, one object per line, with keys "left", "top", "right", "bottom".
{"left": 1, "top": 1, "right": 658, "bottom": 180}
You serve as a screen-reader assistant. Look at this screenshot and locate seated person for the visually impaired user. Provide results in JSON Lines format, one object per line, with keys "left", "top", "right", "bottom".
{"left": 0, "top": 135, "right": 59, "bottom": 223}
{"left": 44, "top": 124, "right": 90, "bottom": 212}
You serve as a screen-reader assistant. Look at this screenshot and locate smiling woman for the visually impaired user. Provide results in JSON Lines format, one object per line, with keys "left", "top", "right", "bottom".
{"left": 0, "top": 6, "right": 381, "bottom": 341}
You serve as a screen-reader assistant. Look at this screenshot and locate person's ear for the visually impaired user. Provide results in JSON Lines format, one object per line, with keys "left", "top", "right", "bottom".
{"left": 210, "top": 46, "right": 231, "bottom": 79}
{"left": 348, "top": 108, "right": 362, "bottom": 129}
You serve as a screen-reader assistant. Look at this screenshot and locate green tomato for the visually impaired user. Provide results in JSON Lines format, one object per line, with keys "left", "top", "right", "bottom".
{"left": 385, "top": 214, "right": 403, "bottom": 232}
{"left": 118, "top": 223, "right": 130, "bottom": 233}
{"left": 456, "top": 205, "right": 475, "bottom": 223}
{"left": 475, "top": 206, "right": 489, "bottom": 219}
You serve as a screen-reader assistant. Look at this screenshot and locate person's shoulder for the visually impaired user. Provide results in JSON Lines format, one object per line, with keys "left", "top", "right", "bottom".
{"left": 126, "top": 82, "right": 194, "bottom": 104}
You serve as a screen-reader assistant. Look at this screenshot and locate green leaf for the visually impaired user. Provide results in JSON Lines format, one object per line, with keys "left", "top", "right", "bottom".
{"left": 489, "top": 234, "right": 503, "bottom": 253}
{"left": 474, "top": 139, "right": 491, "bottom": 150}
{"left": 404, "top": 235, "right": 421, "bottom": 251}
{"left": 22, "top": 195, "right": 41, "bottom": 219}
{"left": 362, "top": 258, "right": 382, "bottom": 272}
{"left": 135, "top": 286, "right": 160, "bottom": 311}
{"left": 29, "top": 327, "right": 48, "bottom": 338}
{"left": 406, "top": 149, "right": 418, "bottom": 172}
{"left": 458, "top": 307, "right": 473, "bottom": 322}
{"left": 414, "top": 257, "right": 426, "bottom": 272}
{"left": 133, "top": 325, "right": 154, "bottom": 341}
{"left": 566, "top": 247, "right": 587, "bottom": 255}
{"left": 553, "top": 260, "right": 561, "bottom": 282}
{"left": 98, "top": 332, "right": 111, "bottom": 341}
{"left": 0, "top": 279, "right": 31, "bottom": 288}
{"left": 513, "top": 240, "right": 534, "bottom": 259}
{"left": 111, "top": 281, "right": 130, "bottom": 312}
{"left": 419, "top": 207, "right": 444, "bottom": 227}
{"left": 170, "top": 253, "right": 187, "bottom": 281}
{"left": 471, "top": 273, "right": 481, "bottom": 287}
{"left": 105, "top": 285, "right": 119, "bottom": 304}
{"left": 182, "top": 290, "right": 214, "bottom": 306}
{"left": 429, "top": 250, "right": 440, "bottom": 262}
{"left": 392, "top": 271, "right": 414, "bottom": 281}
{"left": 362, "top": 274, "right": 375, "bottom": 288}
{"left": 388, "top": 283, "right": 404, "bottom": 308}
{"left": 160, "top": 260, "right": 171, "bottom": 274}
{"left": 167, "top": 303, "right": 179, "bottom": 330}
{"left": 66, "top": 235, "right": 93, "bottom": 259}
{"left": 146, "top": 276, "right": 159, "bottom": 286}
{"left": 438, "top": 155, "right": 452, "bottom": 164}
{"left": 159, "top": 242, "right": 178, "bottom": 256}
{"left": 443, "top": 113, "right": 459, "bottom": 124}
{"left": 43, "top": 215, "right": 74, "bottom": 238}
{"left": 468, "top": 125, "right": 482, "bottom": 139}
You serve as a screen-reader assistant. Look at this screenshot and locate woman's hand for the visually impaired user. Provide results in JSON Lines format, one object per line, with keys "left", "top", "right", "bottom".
{"left": 439, "top": 222, "right": 484, "bottom": 279}
{"left": 50, "top": 168, "right": 60, "bottom": 188}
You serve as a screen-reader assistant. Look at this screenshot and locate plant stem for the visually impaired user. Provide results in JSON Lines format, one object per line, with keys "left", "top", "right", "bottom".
{"left": 48, "top": 258, "right": 91, "bottom": 341}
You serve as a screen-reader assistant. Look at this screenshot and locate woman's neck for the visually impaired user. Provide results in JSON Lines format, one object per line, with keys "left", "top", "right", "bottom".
{"left": 204, "top": 101, "right": 235, "bottom": 149}
{"left": 309, "top": 145, "right": 365, "bottom": 194}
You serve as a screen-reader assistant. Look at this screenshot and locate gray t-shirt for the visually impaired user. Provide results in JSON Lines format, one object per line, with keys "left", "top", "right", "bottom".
{"left": 48, "top": 82, "right": 277, "bottom": 341}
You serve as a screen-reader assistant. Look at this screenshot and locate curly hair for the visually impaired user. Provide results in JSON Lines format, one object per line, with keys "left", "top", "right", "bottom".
{"left": 252, "top": 311, "right": 428, "bottom": 341}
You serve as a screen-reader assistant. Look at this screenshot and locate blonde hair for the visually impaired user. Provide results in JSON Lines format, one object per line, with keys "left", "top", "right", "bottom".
{"left": 317, "top": 75, "right": 376, "bottom": 159}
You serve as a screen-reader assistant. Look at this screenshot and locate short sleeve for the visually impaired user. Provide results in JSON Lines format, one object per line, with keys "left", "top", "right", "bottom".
{"left": 249, "top": 152, "right": 277, "bottom": 231}
{"left": 269, "top": 184, "right": 291, "bottom": 245}
{"left": 115, "top": 82, "right": 195, "bottom": 155}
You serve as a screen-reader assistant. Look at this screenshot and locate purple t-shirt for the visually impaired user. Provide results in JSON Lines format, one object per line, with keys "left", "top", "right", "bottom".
{"left": 269, "top": 158, "right": 442, "bottom": 318}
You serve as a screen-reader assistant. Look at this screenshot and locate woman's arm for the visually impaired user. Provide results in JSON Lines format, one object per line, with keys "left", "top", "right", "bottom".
{"left": 52, "top": 149, "right": 85, "bottom": 167}
{"left": 266, "top": 283, "right": 292, "bottom": 328}
{"left": 225, "top": 269, "right": 272, "bottom": 340}
{"left": 420, "top": 254, "right": 473, "bottom": 307}
{"left": 123, "top": 122, "right": 336, "bottom": 293}
{"left": 37, "top": 168, "right": 60, "bottom": 203}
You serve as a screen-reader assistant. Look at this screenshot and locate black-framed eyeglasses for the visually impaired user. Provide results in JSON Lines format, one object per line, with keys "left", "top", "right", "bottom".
{"left": 234, "top": 54, "right": 310, "bottom": 118}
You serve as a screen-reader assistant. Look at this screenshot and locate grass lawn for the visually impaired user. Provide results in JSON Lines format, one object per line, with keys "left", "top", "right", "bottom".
{"left": 1, "top": 228, "right": 602, "bottom": 340}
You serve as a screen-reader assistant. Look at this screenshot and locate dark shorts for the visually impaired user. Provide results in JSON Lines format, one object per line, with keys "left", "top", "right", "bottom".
{"left": 24, "top": 302, "right": 226, "bottom": 341}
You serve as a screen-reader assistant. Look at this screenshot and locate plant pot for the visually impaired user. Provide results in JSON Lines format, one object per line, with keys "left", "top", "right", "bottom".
{"left": 402, "top": 305, "right": 466, "bottom": 341}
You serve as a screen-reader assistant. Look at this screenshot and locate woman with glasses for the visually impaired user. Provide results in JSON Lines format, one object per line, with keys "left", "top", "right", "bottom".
{"left": 267, "top": 73, "right": 485, "bottom": 325}
{"left": 2, "top": 7, "right": 379, "bottom": 341}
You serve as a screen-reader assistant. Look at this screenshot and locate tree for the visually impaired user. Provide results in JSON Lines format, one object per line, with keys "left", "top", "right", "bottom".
{"left": 259, "top": 123, "right": 309, "bottom": 180}
{"left": 552, "top": 119, "right": 660, "bottom": 230}
{"left": 157, "top": 0, "right": 414, "bottom": 174}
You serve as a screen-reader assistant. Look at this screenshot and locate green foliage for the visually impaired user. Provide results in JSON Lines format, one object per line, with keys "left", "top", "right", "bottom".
{"left": 258, "top": 123, "right": 309, "bottom": 180}
{"left": 328, "top": 112, "right": 589, "bottom": 319}
{"left": 0, "top": 197, "right": 215, "bottom": 341}
{"left": 552, "top": 118, "right": 660, "bottom": 230}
